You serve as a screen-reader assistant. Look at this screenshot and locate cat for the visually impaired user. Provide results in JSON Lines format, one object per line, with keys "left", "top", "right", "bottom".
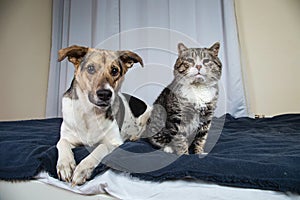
{"left": 143, "top": 42, "right": 222, "bottom": 155}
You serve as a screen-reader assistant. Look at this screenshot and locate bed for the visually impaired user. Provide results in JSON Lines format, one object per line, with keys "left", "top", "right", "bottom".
{"left": 1, "top": 114, "right": 300, "bottom": 200}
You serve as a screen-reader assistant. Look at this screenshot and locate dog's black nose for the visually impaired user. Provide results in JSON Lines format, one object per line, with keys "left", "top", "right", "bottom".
{"left": 96, "top": 89, "right": 112, "bottom": 101}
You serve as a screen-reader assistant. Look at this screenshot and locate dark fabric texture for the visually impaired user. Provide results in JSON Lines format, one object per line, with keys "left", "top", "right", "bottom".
{"left": 0, "top": 114, "right": 300, "bottom": 194}
{"left": 0, "top": 118, "right": 62, "bottom": 180}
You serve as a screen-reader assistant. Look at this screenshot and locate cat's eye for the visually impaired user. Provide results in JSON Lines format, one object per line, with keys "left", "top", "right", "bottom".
{"left": 185, "top": 58, "right": 194, "bottom": 63}
{"left": 111, "top": 66, "right": 119, "bottom": 76}
{"left": 202, "top": 59, "right": 210, "bottom": 65}
{"left": 87, "top": 64, "right": 96, "bottom": 74}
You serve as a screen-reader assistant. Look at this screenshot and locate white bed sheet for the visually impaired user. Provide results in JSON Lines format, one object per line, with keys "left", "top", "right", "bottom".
{"left": 0, "top": 180, "right": 115, "bottom": 200}
{"left": 36, "top": 170, "right": 299, "bottom": 200}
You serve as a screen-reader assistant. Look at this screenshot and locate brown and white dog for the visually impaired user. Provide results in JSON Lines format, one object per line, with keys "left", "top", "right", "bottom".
{"left": 56, "top": 45, "right": 151, "bottom": 186}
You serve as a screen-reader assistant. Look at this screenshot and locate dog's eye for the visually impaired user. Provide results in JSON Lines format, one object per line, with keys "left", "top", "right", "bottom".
{"left": 87, "top": 64, "right": 96, "bottom": 74}
{"left": 111, "top": 67, "right": 119, "bottom": 76}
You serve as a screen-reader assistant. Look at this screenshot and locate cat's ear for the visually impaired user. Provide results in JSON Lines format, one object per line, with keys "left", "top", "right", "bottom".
{"left": 177, "top": 43, "right": 188, "bottom": 55}
{"left": 209, "top": 42, "right": 220, "bottom": 57}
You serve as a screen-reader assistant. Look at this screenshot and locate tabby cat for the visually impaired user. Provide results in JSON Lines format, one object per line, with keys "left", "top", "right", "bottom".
{"left": 144, "top": 42, "right": 222, "bottom": 155}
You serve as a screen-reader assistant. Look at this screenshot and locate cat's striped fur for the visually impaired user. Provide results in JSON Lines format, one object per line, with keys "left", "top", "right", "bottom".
{"left": 144, "top": 42, "right": 222, "bottom": 155}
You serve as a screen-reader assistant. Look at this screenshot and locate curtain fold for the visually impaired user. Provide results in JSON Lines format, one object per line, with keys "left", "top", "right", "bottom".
{"left": 46, "top": 0, "right": 249, "bottom": 118}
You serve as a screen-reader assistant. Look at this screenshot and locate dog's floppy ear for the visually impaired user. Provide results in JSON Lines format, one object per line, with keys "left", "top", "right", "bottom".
{"left": 118, "top": 51, "right": 144, "bottom": 70}
{"left": 58, "top": 45, "right": 89, "bottom": 67}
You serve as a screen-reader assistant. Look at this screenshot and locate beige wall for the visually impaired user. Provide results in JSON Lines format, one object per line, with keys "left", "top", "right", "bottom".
{"left": 0, "top": 0, "right": 52, "bottom": 120}
{"left": 235, "top": 0, "right": 300, "bottom": 116}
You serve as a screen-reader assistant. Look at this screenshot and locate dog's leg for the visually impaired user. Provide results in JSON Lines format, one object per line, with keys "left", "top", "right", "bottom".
{"left": 71, "top": 142, "right": 121, "bottom": 186}
{"left": 71, "top": 121, "right": 123, "bottom": 186}
{"left": 71, "top": 143, "right": 109, "bottom": 186}
{"left": 56, "top": 138, "right": 76, "bottom": 182}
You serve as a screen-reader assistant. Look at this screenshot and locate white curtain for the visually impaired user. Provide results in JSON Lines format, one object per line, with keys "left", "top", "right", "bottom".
{"left": 46, "top": 0, "right": 249, "bottom": 118}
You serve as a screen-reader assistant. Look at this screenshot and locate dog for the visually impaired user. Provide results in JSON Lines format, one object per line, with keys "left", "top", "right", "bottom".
{"left": 56, "top": 45, "right": 151, "bottom": 186}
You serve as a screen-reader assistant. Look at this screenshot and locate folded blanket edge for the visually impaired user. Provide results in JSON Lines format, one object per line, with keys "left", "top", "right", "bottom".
{"left": 129, "top": 170, "right": 300, "bottom": 194}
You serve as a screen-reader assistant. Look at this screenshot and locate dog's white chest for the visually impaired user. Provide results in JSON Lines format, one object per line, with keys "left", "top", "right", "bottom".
{"left": 80, "top": 113, "right": 112, "bottom": 145}
{"left": 61, "top": 97, "right": 116, "bottom": 146}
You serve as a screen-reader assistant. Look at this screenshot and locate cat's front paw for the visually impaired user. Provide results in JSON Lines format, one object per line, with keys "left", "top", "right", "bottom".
{"left": 163, "top": 146, "right": 174, "bottom": 154}
{"left": 194, "top": 146, "right": 204, "bottom": 154}
{"left": 163, "top": 146, "right": 188, "bottom": 155}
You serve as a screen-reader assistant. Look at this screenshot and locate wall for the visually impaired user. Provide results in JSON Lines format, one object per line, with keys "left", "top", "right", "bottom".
{"left": 0, "top": 0, "right": 52, "bottom": 120}
{"left": 235, "top": 0, "right": 300, "bottom": 116}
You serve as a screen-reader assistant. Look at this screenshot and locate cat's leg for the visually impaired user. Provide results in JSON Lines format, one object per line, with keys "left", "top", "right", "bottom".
{"left": 192, "top": 133, "right": 208, "bottom": 154}
{"left": 163, "top": 134, "right": 189, "bottom": 155}
{"left": 149, "top": 129, "right": 188, "bottom": 155}
{"left": 193, "top": 101, "right": 215, "bottom": 154}
{"left": 148, "top": 128, "right": 173, "bottom": 148}
{"left": 192, "top": 120, "right": 211, "bottom": 154}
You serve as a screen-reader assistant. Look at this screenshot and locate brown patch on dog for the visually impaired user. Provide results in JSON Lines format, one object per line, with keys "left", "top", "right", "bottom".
{"left": 118, "top": 50, "right": 144, "bottom": 72}
{"left": 58, "top": 45, "right": 89, "bottom": 71}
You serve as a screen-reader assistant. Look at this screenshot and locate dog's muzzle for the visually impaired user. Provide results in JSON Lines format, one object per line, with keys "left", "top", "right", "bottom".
{"left": 89, "top": 89, "right": 113, "bottom": 108}
{"left": 97, "top": 89, "right": 112, "bottom": 101}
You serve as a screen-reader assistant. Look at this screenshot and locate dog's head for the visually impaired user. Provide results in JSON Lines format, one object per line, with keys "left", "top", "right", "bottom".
{"left": 58, "top": 45, "right": 143, "bottom": 109}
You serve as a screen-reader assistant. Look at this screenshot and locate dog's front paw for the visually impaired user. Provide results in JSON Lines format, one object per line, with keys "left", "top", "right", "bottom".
{"left": 71, "top": 160, "right": 94, "bottom": 186}
{"left": 56, "top": 157, "right": 76, "bottom": 182}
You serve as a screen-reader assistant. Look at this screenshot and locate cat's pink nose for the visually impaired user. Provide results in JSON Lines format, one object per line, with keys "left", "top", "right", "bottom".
{"left": 196, "top": 65, "right": 202, "bottom": 70}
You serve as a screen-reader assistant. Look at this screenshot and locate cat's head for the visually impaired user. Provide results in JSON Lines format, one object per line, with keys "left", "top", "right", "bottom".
{"left": 174, "top": 42, "right": 222, "bottom": 86}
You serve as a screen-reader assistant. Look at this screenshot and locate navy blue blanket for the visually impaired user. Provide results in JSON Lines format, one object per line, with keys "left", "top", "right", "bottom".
{"left": 0, "top": 114, "right": 300, "bottom": 194}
